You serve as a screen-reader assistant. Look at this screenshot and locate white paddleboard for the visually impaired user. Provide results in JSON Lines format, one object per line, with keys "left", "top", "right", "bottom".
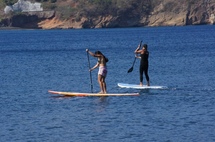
{"left": 118, "top": 83, "right": 168, "bottom": 89}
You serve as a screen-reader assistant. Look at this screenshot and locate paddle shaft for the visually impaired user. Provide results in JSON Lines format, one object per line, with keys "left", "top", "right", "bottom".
{"left": 127, "top": 41, "right": 142, "bottom": 73}
{"left": 135, "top": 40, "right": 142, "bottom": 62}
{"left": 131, "top": 57, "right": 136, "bottom": 67}
{"left": 87, "top": 52, "right": 93, "bottom": 93}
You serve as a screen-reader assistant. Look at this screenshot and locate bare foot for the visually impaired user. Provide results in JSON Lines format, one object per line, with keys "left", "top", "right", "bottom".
{"left": 140, "top": 82, "right": 143, "bottom": 86}
{"left": 98, "top": 91, "right": 104, "bottom": 94}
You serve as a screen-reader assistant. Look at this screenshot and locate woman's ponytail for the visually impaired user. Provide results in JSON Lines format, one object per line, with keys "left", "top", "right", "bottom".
{"left": 105, "top": 57, "right": 109, "bottom": 62}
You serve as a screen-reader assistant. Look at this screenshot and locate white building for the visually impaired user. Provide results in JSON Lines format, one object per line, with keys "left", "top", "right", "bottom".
{"left": 4, "top": 0, "right": 43, "bottom": 14}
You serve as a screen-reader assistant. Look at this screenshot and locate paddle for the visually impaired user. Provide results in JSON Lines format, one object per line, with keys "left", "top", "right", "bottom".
{"left": 127, "top": 41, "right": 142, "bottom": 73}
{"left": 87, "top": 51, "right": 93, "bottom": 93}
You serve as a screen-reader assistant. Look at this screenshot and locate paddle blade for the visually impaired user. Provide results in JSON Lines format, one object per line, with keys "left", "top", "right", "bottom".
{"left": 127, "top": 67, "right": 133, "bottom": 73}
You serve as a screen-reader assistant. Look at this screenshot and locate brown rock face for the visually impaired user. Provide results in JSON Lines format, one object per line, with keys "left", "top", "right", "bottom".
{"left": 38, "top": 0, "right": 215, "bottom": 29}
{"left": 0, "top": 11, "right": 55, "bottom": 29}
{"left": 145, "top": 0, "right": 215, "bottom": 26}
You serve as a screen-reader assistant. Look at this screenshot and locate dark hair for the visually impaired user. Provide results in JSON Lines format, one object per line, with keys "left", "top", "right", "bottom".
{"left": 95, "top": 50, "right": 108, "bottom": 62}
{"left": 105, "top": 57, "right": 109, "bottom": 62}
{"left": 143, "top": 44, "right": 148, "bottom": 50}
{"left": 95, "top": 51, "right": 102, "bottom": 54}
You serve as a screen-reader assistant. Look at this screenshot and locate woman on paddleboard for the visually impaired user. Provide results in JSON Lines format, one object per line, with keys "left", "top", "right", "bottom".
{"left": 86, "top": 49, "right": 108, "bottom": 94}
{"left": 134, "top": 44, "right": 150, "bottom": 86}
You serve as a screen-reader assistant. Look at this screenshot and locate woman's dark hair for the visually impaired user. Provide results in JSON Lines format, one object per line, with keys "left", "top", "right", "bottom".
{"left": 105, "top": 57, "right": 109, "bottom": 62}
{"left": 95, "top": 51, "right": 102, "bottom": 54}
{"left": 143, "top": 44, "right": 148, "bottom": 50}
{"left": 95, "top": 51, "right": 108, "bottom": 62}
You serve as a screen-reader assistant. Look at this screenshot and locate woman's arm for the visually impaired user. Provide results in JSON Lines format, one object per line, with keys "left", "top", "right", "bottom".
{"left": 135, "top": 54, "right": 141, "bottom": 59}
{"left": 134, "top": 45, "right": 142, "bottom": 53}
{"left": 86, "top": 49, "right": 101, "bottom": 57}
{"left": 90, "top": 62, "right": 99, "bottom": 71}
{"left": 86, "top": 49, "right": 95, "bottom": 57}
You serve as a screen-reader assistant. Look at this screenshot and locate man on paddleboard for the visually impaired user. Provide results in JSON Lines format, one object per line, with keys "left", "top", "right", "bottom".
{"left": 86, "top": 49, "right": 108, "bottom": 94}
{"left": 134, "top": 44, "right": 150, "bottom": 86}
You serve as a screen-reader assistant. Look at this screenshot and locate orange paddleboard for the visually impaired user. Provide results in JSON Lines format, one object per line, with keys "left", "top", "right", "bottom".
{"left": 48, "top": 90, "right": 139, "bottom": 97}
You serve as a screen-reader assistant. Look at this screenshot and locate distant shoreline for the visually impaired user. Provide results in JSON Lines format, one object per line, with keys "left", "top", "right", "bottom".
{"left": 0, "top": 27, "right": 23, "bottom": 30}
{"left": 0, "top": 24, "right": 214, "bottom": 30}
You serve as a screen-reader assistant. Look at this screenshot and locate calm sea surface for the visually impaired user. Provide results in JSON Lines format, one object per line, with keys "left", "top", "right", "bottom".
{"left": 0, "top": 26, "right": 215, "bottom": 142}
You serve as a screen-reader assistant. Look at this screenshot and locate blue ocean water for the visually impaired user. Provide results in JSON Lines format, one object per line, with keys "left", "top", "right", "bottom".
{"left": 0, "top": 25, "right": 215, "bottom": 142}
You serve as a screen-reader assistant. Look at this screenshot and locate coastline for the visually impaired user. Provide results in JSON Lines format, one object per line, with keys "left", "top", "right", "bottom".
{"left": 0, "top": 27, "right": 23, "bottom": 30}
{"left": 0, "top": 23, "right": 214, "bottom": 30}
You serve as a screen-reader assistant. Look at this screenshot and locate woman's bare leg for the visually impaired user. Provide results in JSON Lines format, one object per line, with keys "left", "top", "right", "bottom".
{"left": 101, "top": 77, "right": 107, "bottom": 93}
{"left": 98, "top": 75, "right": 104, "bottom": 93}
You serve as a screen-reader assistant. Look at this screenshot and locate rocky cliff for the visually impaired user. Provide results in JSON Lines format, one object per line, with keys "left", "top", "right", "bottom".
{"left": 0, "top": 0, "right": 214, "bottom": 29}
